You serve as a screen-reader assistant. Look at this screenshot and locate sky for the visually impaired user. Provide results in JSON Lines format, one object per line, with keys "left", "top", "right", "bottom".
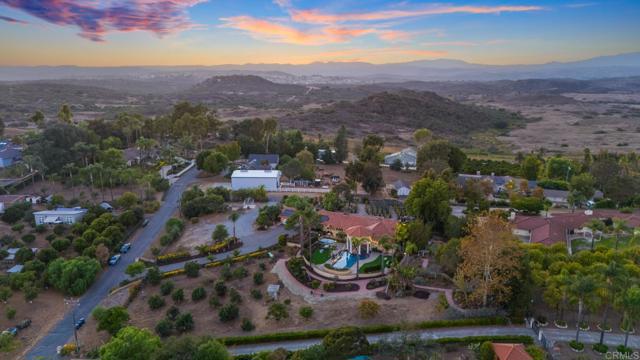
{"left": 0, "top": 0, "right": 639, "bottom": 66}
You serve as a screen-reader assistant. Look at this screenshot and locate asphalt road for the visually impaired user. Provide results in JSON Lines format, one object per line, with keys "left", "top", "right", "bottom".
{"left": 25, "top": 167, "right": 199, "bottom": 360}
{"left": 228, "top": 326, "right": 640, "bottom": 355}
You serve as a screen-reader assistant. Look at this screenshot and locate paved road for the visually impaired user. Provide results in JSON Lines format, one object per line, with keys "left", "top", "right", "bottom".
{"left": 228, "top": 325, "right": 640, "bottom": 355}
{"left": 25, "top": 167, "right": 199, "bottom": 360}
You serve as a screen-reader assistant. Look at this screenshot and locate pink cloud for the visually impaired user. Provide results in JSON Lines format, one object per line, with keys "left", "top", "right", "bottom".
{"left": 290, "top": 5, "right": 543, "bottom": 24}
{"left": 0, "top": 0, "right": 205, "bottom": 41}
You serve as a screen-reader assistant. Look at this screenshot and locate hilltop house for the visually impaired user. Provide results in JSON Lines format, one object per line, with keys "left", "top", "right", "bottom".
{"left": 33, "top": 207, "right": 88, "bottom": 225}
{"left": 384, "top": 148, "right": 417, "bottom": 168}
{"left": 319, "top": 210, "right": 397, "bottom": 253}
{"left": 0, "top": 141, "right": 22, "bottom": 168}
{"left": 247, "top": 154, "right": 279, "bottom": 170}
{"left": 231, "top": 170, "right": 281, "bottom": 191}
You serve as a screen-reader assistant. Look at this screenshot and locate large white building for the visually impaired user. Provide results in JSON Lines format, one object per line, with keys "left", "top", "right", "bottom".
{"left": 33, "top": 207, "right": 88, "bottom": 225}
{"left": 231, "top": 170, "right": 281, "bottom": 191}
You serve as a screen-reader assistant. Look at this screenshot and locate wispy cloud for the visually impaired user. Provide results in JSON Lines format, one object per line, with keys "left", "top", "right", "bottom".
{"left": 0, "top": 0, "right": 205, "bottom": 41}
{"left": 221, "top": 16, "right": 413, "bottom": 45}
{"left": 564, "top": 2, "right": 597, "bottom": 8}
{"left": 290, "top": 5, "right": 543, "bottom": 24}
{"left": 0, "top": 14, "right": 27, "bottom": 24}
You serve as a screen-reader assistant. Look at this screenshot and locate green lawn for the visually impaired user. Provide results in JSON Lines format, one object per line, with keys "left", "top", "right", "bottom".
{"left": 596, "top": 235, "right": 637, "bottom": 250}
{"left": 359, "top": 255, "right": 392, "bottom": 273}
{"left": 310, "top": 248, "right": 332, "bottom": 265}
{"left": 571, "top": 238, "right": 591, "bottom": 253}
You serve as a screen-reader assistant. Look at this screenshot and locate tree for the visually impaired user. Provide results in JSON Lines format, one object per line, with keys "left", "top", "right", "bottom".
{"left": 405, "top": 176, "right": 451, "bottom": 233}
{"left": 611, "top": 219, "right": 629, "bottom": 250}
{"left": 281, "top": 158, "right": 303, "bottom": 180}
{"left": 416, "top": 140, "right": 467, "bottom": 173}
{"left": 117, "top": 192, "right": 139, "bottom": 209}
{"left": 334, "top": 125, "right": 348, "bottom": 163}
{"left": 413, "top": 128, "right": 432, "bottom": 145}
{"left": 595, "top": 261, "right": 626, "bottom": 345}
{"left": 229, "top": 212, "right": 240, "bottom": 240}
{"left": 219, "top": 303, "right": 239, "bottom": 322}
{"left": 619, "top": 285, "right": 640, "bottom": 348}
{"left": 174, "top": 313, "right": 194, "bottom": 333}
{"left": 351, "top": 237, "right": 364, "bottom": 279}
{"left": 31, "top": 110, "right": 45, "bottom": 128}
{"left": 100, "top": 326, "right": 161, "bottom": 360}
{"left": 358, "top": 299, "right": 380, "bottom": 319}
{"left": 184, "top": 261, "right": 200, "bottom": 278}
{"left": 57, "top": 103, "right": 73, "bottom": 123}
{"left": 454, "top": 215, "right": 522, "bottom": 308}
{"left": 125, "top": 262, "right": 146, "bottom": 277}
{"left": 521, "top": 155, "right": 542, "bottom": 181}
{"left": 322, "top": 327, "right": 369, "bottom": 360}
{"left": 569, "top": 272, "right": 597, "bottom": 343}
{"left": 46, "top": 257, "right": 101, "bottom": 295}
{"left": 360, "top": 161, "right": 384, "bottom": 194}
{"left": 194, "top": 340, "right": 231, "bottom": 360}
{"left": 267, "top": 302, "right": 289, "bottom": 321}
{"left": 263, "top": 117, "right": 278, "bottom": 153}
{"left": 546, "top": 157, "right": 573, "bottom": 180}
{"left": 93, "top": 306, "right": 130, "bottom": 335}
{"left": 212, "top": 224, "right": 229, "bottom": 243}
{"left": 569, "top": 173, "right": 595, "bottom": 209}
{"left": 155, "top": 319, "right": 173, "bottom": 338}
{"left": 202, "top": 151, "right": 229, "bottom": 175}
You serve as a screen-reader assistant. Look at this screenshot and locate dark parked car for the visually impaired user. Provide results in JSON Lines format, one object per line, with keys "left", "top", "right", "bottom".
{"left": 16, "top": 319, "right": 31, "bottom": 330}
{"left": 108, "top": 254, "right": 121, "bottom": 266}
{"left": 119, "top": 243, "right": 131, "bottom": 253}
{"left": 74, "top": 318, "right": 85, "bottom": 330}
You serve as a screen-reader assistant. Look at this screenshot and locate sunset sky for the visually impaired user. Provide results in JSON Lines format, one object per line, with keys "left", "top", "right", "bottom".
{"left": 1, "top": 0, "right": 639, "bottom": 66}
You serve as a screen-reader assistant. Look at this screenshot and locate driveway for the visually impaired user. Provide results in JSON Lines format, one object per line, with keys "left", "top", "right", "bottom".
{"left": 25, "top": 167, "right": 199, "bottom": 360}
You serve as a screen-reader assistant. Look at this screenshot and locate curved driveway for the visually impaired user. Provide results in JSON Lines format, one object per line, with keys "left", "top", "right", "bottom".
{"left": 25, "top": 167, "right": 199, "bottom": 360}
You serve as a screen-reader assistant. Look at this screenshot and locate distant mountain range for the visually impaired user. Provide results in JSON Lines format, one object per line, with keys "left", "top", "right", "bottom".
{"left": 1, "top": 52, "right": 639, "bottom": 83}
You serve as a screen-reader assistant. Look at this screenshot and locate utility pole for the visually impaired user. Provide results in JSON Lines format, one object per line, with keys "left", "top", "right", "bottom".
{"left": 64, "top": 298, "right": 80, "bottom": 354}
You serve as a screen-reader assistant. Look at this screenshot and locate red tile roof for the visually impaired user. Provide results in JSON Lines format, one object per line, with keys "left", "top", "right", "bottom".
{"left": 491, "top": 343, "right": 533, "bottom": 360}
{"left": 513, "top": 210, "right": 640, "bottom": 245}
{"left": 320, "top": 210, "right": 397, "bottom": 240}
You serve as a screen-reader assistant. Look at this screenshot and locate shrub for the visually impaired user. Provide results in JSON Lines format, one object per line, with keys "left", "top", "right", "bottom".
{"left": 259, "top": 262, "right": 267, "bottom": 271}
{"left": 184, "top": 261, "right": 200, "bottom": 278}
{"left": 215, "top": 281, "right": 227, "bottom": 297}
{"left": 253, "top": 272, "right": 264, "bottom": 285}
{"left": 358, "top": 299, "right": 380, "bottom": 319}
{"left": 478, "top": 341, "right": 495, "bottom": 360}
{"left": 148, "top": 295, "right": 165, "bottom": 310}
{"left": 592, "top": 343, "right": 608, "bottom": 354}
{"left": 5, "top": 306, "right": 16, "bottom": 320}
{"left": 53, "top": 224, "right": 67, "bottom": 235}
{"left": 160, "top": 281, "right": 174, "bottom": 296}
{"left": 35, "top": 224, "right": 46, "bottom": 233}
{"left": 125, "top": 262, "right": 146, "bottom": 277}
{"left": 92, "top": 306, "right": 129, "bottom": 335}
{"left": 525, "top": 345, "right": 546, "bottom": 360}
{"left": 146, "top": 267, "right": 162, "bottom": 286}
{"left": 191, "top": 287, "right": 206, "bottom": 301}
{"left": 322, "top": 327, "right": 369, "bottom": 360}
{"left": 241, "top": 318, "right": 255, "bottom": 332}
{"left": 221, "top": 264, "right": 233, "bottom": 280}
{"left": 165, "top": 306, "right": 180, "bottom": 321}
{"left": 172, "top": 288, "right": 184, "bottom": 303}
{"left": 617, "top": 345, "right": 632, "bottom": 354}
{"left": 175, "top": 313, "right": 194, "bottom": 333}
{"left": 219, "top": 304, "right": 239, "bottom": 322}
{"left": 569, "top": 340, "right": 584, "bottom": 351}
{"left": 155, "top": 319, "right": 173, "bottom": 337}
{"left": 51, "top": 238, "right": 71, "bottom": 252}
{"left": 310, "top": 280, "right": 320, "bottom": 289}
{"left": 233, "top": 267, "right": 248, "bottom": 279}
{"left": 299, "top": 306, "right": 313, "bottom": 319}
{"left": 278, "top": 234, "right": 288, "bottom": 247}
{"left": 11, "top": 223, "right": 24, "bottom": 232}
{"left": 230, "top": 288, "right": 243, "bottom": 304}
{"left": 251, "top": 289, "right": 262, "bottom": 300}
{"left": 209, "top": 296, "right": 222, "bottom": 308}
{"left": 267, "top": 303, "right": 288, "bottom": 321}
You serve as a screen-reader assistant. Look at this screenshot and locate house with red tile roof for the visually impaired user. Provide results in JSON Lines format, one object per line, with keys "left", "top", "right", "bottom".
{"left": 512, "top": 210, "right": 640, "bottom": 246}
{"left": 491, "top": 343, "right": 533, "bottom": 360}
{"left": 319, "top": 210, "right": 397, "bottom": 251}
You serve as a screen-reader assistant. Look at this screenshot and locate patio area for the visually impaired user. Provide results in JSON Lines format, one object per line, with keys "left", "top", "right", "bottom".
{"left": 309, "top": 237, "right": 391, "bottom": 276}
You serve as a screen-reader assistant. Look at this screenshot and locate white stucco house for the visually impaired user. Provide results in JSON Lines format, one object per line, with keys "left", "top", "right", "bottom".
{"left": 231, "top": 170, "right": 281, "bottom": 192}
{"left": 384, "top": 148, "right": 417, "bottom": 167}
{"left": 33, "top": 207, "right": 88, "bottom": 225}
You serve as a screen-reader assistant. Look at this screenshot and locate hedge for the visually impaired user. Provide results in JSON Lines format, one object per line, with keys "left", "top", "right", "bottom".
{"left": 220, "top": 317, "right": 508, "bottom": 346}
{"left": 157, "top": 251, "right": 191, "bottom": 265}
{"left": 160, "top": 250, "right": 269, "bottom": 279}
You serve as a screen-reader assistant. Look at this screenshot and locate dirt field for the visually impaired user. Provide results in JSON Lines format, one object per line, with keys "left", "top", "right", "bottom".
{"left": 18, "top": 180, "right": 153, "bottom": 205}
{"left": 0, "top": 290, "right": 67, "bottom": 360}
{"left": 78, "top": 256, "right": 442, "bottom": 352}
{"left": 496, "top": 95, "right": 640, "bottom": 154}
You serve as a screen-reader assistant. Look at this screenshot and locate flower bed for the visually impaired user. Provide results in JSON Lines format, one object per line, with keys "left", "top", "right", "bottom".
{"left": 569, "top": 340, "right": 584, "bottom": 352}
{"left": 156, "top": 251, "right": 191, "bottom": 265}
{"left": 322, "top": 281, "right": 359, "bottom": 292}
{"left": 413, "top": 290, "right": 430, "bottom": 299}
{"left": 287, "top": 257, "right": 315, "bottom": 289}
{"left": 198, "top": 240, "right": 242, "bottom": 256}
{"left": 366, "top": 278, "right": 387, "bottom": 290}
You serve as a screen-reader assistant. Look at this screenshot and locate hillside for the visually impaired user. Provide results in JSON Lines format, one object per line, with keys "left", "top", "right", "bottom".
{"left": 280, "top": 90, "right": 528, "bottom": 138}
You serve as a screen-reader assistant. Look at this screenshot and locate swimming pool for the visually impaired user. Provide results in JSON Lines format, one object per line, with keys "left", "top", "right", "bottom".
{"left": 332, "top": 250, "right": 357, "bottom": 269}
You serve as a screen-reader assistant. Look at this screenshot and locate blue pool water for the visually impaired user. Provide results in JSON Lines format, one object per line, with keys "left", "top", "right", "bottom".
{"left": 333, "top": 250, "right": 357, "bottom": 269}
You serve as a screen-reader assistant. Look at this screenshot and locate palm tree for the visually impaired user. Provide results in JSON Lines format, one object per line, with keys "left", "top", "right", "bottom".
{"left": 569, "top": 273, "right": 597, "bottom": 343}
{"left": 611, "top": 219, "right": 628, "bottom": 250}
{"left": 229, "top": 212, "right": 241, "bottom": 242}
{"left": 618, "top": 285, "right": 640, "bottom": 348}
{"left": 595, "top": 261, "right": 626, "bottom": 345}
{"left": 350, "top": 237, "right": 364, "bottom": 279}
{"left": 585, "top": 219, "right": 605, "bottom": 250}
{"left": 263, "top": 117, "right": 278, "bottom": 153}
{"left": 62, "top": 163, "right": 76, "bottom": 200}
{"left": 378, "top": 235, "right": 393, "bottom": 274}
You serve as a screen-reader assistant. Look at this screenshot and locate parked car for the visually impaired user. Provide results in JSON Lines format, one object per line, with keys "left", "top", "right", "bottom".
{"left": 142, "top": 219, "right": 150, "bottom": 227}
{"left": 3, "top": 327, "right": 18, "bottom": 336}
{"left": 74, "top": 317, "right": 85, "bottom": 330}
{"left": 108, "top": 254, "right": 121, "bottom": 266}
{"left": 16, "top": 319, "right": 31, "bottom": 330}
{"left": 119, "top": 243, "right": 131, "bottom": 253}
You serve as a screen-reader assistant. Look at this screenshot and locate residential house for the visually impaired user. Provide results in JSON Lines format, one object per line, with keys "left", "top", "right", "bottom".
{"left": 319, "top": 210, "right": 397, "bottom": 253}
{"left": 391, "top": 180, "right": 411, "bottom": 197}
{"left": 543, "top": 188, "right": 604, "bottom": 207}
{"left": 247, "top": 154, "right": 279, "bottom": 170}
{"left": 33, "top": 207, "right": 88, "bottom": 225}
{"left": 0, "top": 194, "right": 27, "bottom": 213}
{"left": 491, "top": 343, "right": 533, "bottom": 360}
{"left": 99, "top": 201, "right": 114, "bottom": 212}
{"left": 231, "top": 170, "right": 281, "bottom": 191}
{"left": 0, "top": 141, "right": 22, "bottom": 168}
{"left": 384, "top": 148, "right": 417, "bottom": 168}
{"left": 511, "top": 209, "right": 640, "bottom": 246}
{"left": 2, "top": 248, "right": 36, "bottom": 267}
{"left": 123, "top": 146, "right": 160, "bottom": 166}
